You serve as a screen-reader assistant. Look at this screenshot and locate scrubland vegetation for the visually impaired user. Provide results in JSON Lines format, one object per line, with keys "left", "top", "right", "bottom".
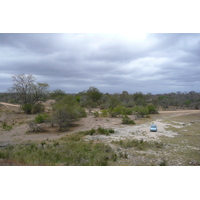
{"left": 0, "top": 74, "right": 200, "bottom": 166}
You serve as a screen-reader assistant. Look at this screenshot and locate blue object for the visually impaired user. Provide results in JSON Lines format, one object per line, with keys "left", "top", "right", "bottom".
{"left": 150, "top": 124, "right": 157, "bottom": 132}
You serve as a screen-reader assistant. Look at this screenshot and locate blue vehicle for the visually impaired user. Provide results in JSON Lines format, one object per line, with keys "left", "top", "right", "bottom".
{"left": 150, "top": 124, "right": 157, "bottom": 132}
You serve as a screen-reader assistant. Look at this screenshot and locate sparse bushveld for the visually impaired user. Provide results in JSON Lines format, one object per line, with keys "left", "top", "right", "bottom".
{"left": 51, "top": 95, "right": 87, "bottom": 131}
{"left": 1, "top": 79, "right": 200, "bottom": 166}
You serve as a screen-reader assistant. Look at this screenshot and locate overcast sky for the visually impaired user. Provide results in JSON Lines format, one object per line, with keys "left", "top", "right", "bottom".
{"left": 0, "top": 33, "right": 200, "bottom": 94}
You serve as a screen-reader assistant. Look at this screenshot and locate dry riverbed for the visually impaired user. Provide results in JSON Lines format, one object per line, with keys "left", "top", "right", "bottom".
{"left": 1, "top": 102, "right": 200, "bottom": 166}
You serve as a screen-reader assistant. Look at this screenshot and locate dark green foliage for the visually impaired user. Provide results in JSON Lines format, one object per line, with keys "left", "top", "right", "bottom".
{"left": 75, "top": 96, "right": 81, "bottom": 103}
{"left": 85, "top": 86, "right": 102, "bottom": 103}
{"left": 122, "top": 115, "right": 135, "bottom": 124}
{"left": 76, "top": 128, "right": 115, "bottom": 136}
{"left": 107, "top": 95, "right": 120, "bottom": 109}
{"left": 147, "top": 104, "right": 158, "bottom": 114}
{"left": 35, "top": 113, "right": 50, "bottom": 124}
{"left": 132, "top": 92, "right": 146, "bottom": 106}
{"left": 22, "top": 102, "right": 45, "bottom": 114}
{"left": 108, "top": 106, "right": 133, "bottom": 117}
{"left": 22, "top": 104, "right": 33, "bottom": 114}
{"left": 52, "top": 95, "right": 87, "bottom": 131}
{"left": 97, "top": 127, "right": 114, "bottom": 135}
{"left": 100, "top": 110, "right": 109, "bottom": 117}
{"left": 133, "top": 106, "right": 149, "bottom": 117}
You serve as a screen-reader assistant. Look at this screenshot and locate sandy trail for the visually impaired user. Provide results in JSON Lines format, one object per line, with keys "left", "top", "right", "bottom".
{"left": 1, "top": 108, "right": 200, "bottom": 146}
{"left": 0, "top": 102, "right": 20, "bottom": 108}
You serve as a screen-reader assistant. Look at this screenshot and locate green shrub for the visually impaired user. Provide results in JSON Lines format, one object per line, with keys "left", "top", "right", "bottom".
{"left": 97, "top": 127, "right": 114, "bottom": 135}
{"left": 78, "top": 107, "right": 87, "bottom": 118}
{"left": 76, "top": 128, "right": 115, "bottom": 136}
{"left": 1, "top": 122, "right": 12, "bottom": 131}
{"left": 108, "top": 106, "right": 133, "bottom": 117}
{"left": 122, "top": 115, "right": 135, "bottom": 124}
{"left": 147, "top": 104, "right": 158, "bottom": 114}
{"left": 100, "top": 110, "right": 108, "bottom": 117}
{"left": 133, "top": 106, "right": 149, "bottom": 117}
{"left": 22, "top": 104, "right": 33, "bottom": 114}
{"left": 35, "top": 113, "right": 49, "bottom": 124}
{"left": 93, "top": 111, "right": 100, "bottom": 118}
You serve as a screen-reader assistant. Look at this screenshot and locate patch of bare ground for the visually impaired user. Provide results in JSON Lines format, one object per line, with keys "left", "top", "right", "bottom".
{"left": 1, "top": 102, "right": 200, "bottom": 165}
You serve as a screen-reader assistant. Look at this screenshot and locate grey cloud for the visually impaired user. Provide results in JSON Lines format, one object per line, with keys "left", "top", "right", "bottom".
{"left": 1, "top": 33, "right": 200, "bottom": 94}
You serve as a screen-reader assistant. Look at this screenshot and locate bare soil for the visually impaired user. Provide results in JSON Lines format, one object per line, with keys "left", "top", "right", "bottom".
{"left": 1, "top": 102, "right": 200, "bottom": 165}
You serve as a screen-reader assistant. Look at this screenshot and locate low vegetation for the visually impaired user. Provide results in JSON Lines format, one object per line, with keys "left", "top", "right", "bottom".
{"left": 75, "top": 127, "right": 115, "bottom": 136}
{"left": 1, "top": 73, "right": 200, "bottom": 166}
{"left": 0, "top": 137, "right": 117, "bottom": 166}
{"left": 122, "top": 115, "right": 135, "bottom": 124}
{"left": 112, "top": 139, "right": 163, "bottom": 150}
{"left": 1, "top": 122, "right": 13, "bottom": 131}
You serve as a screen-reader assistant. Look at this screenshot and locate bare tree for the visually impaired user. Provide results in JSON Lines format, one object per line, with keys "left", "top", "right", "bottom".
{"left": 9, "top": 74, "right": 49, "bottom": 113}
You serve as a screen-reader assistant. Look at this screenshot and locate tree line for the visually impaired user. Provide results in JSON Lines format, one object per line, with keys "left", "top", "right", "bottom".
{"left": 1, "top": 74, "right": 200, "bottom": 130}
{"left": 1, "top": 74, "right": 200, "bottom": 111}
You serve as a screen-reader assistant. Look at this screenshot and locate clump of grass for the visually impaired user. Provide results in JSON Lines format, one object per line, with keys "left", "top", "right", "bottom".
{"left": 1, "top": 122, "right": 12, "bottom": 131}
{"left": 113, "top": 139, "right": 163, "bottom": 150}
{"left": 75, "top": 127, "right": 115, "bottom": 136}
{"left": 93, "top": 111, "right": 100, "bottom": 118}
{"left": 97, "top": 127, "right": 115, "bottom": 135}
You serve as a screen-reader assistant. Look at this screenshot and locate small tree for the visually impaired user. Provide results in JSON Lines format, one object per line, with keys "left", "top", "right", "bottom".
{"left": 9, "top": 74, "right": 49, "bottom": 113}
{"left": 122, "top": 115, "right": 135, "bottom": 124}
{"left": 147, "top": 104, "right": 158, "bottom": 114}
{"left": 50, "top": 89, "right": 66, "bottom": 101}
{"left": 52, "top": 95, "right": 86, "bottom": 131}
{"left": 134, "top": 106, "right": 149, "bottom": 117}
{"left": 85, "top": 86, "right": 102, "bottom": 103}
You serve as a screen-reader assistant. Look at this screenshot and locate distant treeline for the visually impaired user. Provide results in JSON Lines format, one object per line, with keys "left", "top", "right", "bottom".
{"left": 1, "top": 88, "right": 200, "bottom": 110}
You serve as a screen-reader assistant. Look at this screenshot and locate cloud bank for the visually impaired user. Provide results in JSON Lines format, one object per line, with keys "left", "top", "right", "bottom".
{"left": 1, "top": 33, "right": 200, "bottom": 94}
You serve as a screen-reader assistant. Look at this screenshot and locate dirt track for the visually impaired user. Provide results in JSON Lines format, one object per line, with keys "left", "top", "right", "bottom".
{"left": 1, "top": 103, "right": 200, "bottom": 165}
{"left": 0, "top": 102, "right": 20, "bottom": 107}
{"left": 1, "top": 105, "right": 200, "bottom": 146}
